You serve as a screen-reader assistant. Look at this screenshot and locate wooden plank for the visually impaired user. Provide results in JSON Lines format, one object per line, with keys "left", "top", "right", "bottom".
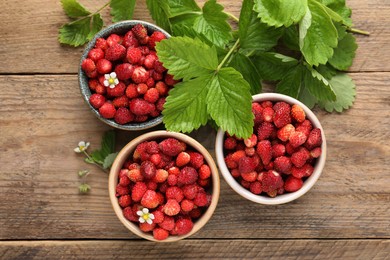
{"left": 0, "top": 73, "right": 389, "bottom": 240}
{"left": 0, "top": 240, "right": 389, "bottom": 259}
{"left": 0, "top": 0, "right": 388, "bottom": 74}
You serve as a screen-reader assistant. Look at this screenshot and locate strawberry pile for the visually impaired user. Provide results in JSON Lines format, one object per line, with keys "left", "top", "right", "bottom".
{"left": 81, "top": 24, "right": 178, "bottom": 125}
{"left": 223, "top": 101, "right": 323, "bottom": 197}
{"left": 116, "top": 137, "right": 213, "bottom": 240}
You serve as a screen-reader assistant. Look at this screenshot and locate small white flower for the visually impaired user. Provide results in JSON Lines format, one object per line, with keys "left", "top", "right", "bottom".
{"left": 74, "top": 141, "right": 90, "bottom": 153}
{"left": 103, "top": 72, "right": 119, "bottom": 89}
{"left": 136, "top": 208, "right": 155, "bottom": 224}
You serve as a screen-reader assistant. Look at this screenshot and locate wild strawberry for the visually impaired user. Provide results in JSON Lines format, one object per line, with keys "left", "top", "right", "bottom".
{"left": 136, "top": 83, "right": 148, "bottom": 95}
{"left": 99, "top": 102, "right": 116, "bottom": 118}
{"left": 127, "top": 168, "right": 143, "bottom": 182}
{"left": 292, "top": 163, "right": 314, "bottom": 178}
{"left": 198, "top": 178, "right": 210, "bottom": 187}
{"left": 273, "top": 102, "right": 291, "bottom": 128}
{"left": 95, "top": 37, "right": 108, "bottom": 50}
{"left": 132, "top": 66, "right": 150, "bottom": 83}
{"left": 252, "top": 102, "right": 264, "bottom": 127}
{"left": 127, "top": 162, "right": 140, "bottom": 170}
{"left": 159, "top": 215, "right": 175, "bottom": 231}
{"left": 85, "top": 69, "right": 98, "bottom": 78}
{"left": 123, "top": 206, "right": 138, "bottom": 222}
{"left": 193, "top": 191, "right": 208, "bottom": 207}
{"left": 150, "top": 152, "right": 162, "bottom": 166}
{"left": 285, "top": 142, "right": 297, "bottom": 155}
{"left": 261, "top": 170, "right": 284, "bottom": 193}
{"left": 105, "top": 44, "right": 126, "bottom": 61}
{"left": 154, "top": 60, "right": 166, "bottom": 73}
{"left": 296, "top": 119, "right": 312, "bottom": 137}
{"left": 183, "top": 184, "right": 198, "bottom": 200}
{"left": 141, "top": 161, "right": 156, "bottom": 180}
{"left": 155, "top": 81, "right": 168, "bottom": 95}
{"left": 199, "top": 164, "right": 211, "bottom": 180}
{"left": 132, "top": 23, "right": 148, "bottom": 40}
{"left": 188, "top": 152, "right": 204, "bottom": 169}
{"left": 114, "top": 107, "right": 134, "bottom": 124}
{"left": 119, "top": 175, "right": 131, "bottom": 186}
{"left": 249, "top": 181, "right": 262, "bottom": 194}
{"left": 156, "top": 97, "right": 166, "bottom": 111}
{"left": 245, "top": 147, "right": 256, "bottom": 156}
{"left": 148, "top": 31, "right": 166, "bottom": 48}
{"left": 189, "top": 208, "right": 202, "bottom": 219}
{"left": 81, "top": 58, "right": 96, "bottom": 72}
{"left": 262, "top": 107, "right": 274, "bottom": 122}
{"left": 116, "top": 184, "right": 130, "bottom": 196}
{"left": 126, "top": 47, "right": 142, "bottom": 64}
{"left": 272, "top": 143, "right": 286, "bottom": 158}
{"left": 141, "top": 190, "right": 160, "bottom": 208}
{"left": 134, "top": 115, "right": 148, "bottom": 122}
{"left": 289, "top": 131, "right": 307, "bottom": 148}
{"left": 284, "top": 176, "right": 303, "bottom": 192}
{"left": 291, "top": 104, "right": 306, "bottom": 123}
{"left": 88, "top": 48, "right": 104, "bottom": 62}
{"left": 96, "top": 59, "right": 112, "bottom": 74}
{"left": 167, "top": 174, "right": 177, "bottom": 186}
{"left": 151, "top": 210, "right": 164, "bottom": 224}
{"left": 176, "top": 152, "right": 190, "bottom": 167}
{"left": 257, "top": 121, "right": 274, "bottom": 141}
{"left": 153, "top": 227, "right": 169, "bottom": 240}
{"left": 159, "top": 138, "right": 186, "bottom": 157}
{"left": 238, "top": 156, "right": 258, "bottom": 174}
{"left": 144, "top": 88, "right": 159, "bottom": 103}
{"left": 241, "top": 171, "right": 258, "bottom": 182}
{"left": 139, "top": 222, "right": 156, "bottom": 232}
{"left": 240, "top": 179, "right": 251, "bottom": 189}
{"left": 310, "top": 147, "right": 322, "bottom": 158}
{"left": 115, "top": 63, "right": 134, "bottom": 80}
{"left": 174, "top": 217, "right": 193, "bottom": 235}
{"left": 146, "top": 181, "right": 157, "bottom": 191}
{"left": 277, "top": 124, "right": 295, "bottom": 142}
{"left": 261, "top": 101, "right": 273, "bottom": 108}
{"left": 122, "top": 31, "right": 139, "bottom": 48}
{"left": 125, "top": 83, "right": 138, "bottom": 98}
{"left": 166, "top": 186, "right": 184, "bottom": 202}
{"left": 305, "top": 128, "right": 322, "bottom": 149}
{"left": 152, "top": 70, "right": 164, "bottom": 81}
{"left": 168, "top": 166, "right": 180, "bottom": 176}
{"left": 181, "top": 199, "right": 194, "bottom": 212}
{"left": 131, "top": 182, "right": 147, "bottom": 202}
{"left": 118, "top": 195, "right": 132, "bottom": 208}
{"left": 129, "top": 98, "right": 155, "bottom": 116}
{"left": 106, "top": 33, "right": 122, "bottom": 46}
{"left": 112, "top": 95, "right": 129, "bottom": 108}
{"left": 88, "top": 79, "right": 99, "bottom": 91}
{"left": 224, "top": 137, "right": 237, "bottom": 150}
{"left": 119, "top": 168, "right": 129, "bottom": 178}
{"left": 146, "top": 77, "right": 155, "bottom": 88}
{"left": 244, "top": 134, "right": 257, "bottom": 148}
{"left": 178, "top": 166, "right": 198, "bottom": 185}
{"left": 107, "top": 82, "right": 126, "bottom": 97}
{"left": 89, "top": 93, "right": 106, "bottom": 109}
{"left": 163, "top": 199, "right": 181, "bottom": 216}
{"left": 274, "top": 156, "right": 292, "bottom": 174}
{"left": 256, "top": 140, "right": 272, "bottom": 165}
{"left": 143, "top": 53, "right": 157, "bottom": 69}
{"left": 291, "top": 148, "right": 310, "bottom": 167}
{"left": 164, "top": 74, "right": 179, "bottom": 86}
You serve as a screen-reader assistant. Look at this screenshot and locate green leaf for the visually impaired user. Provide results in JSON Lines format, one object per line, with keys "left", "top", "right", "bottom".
{"left": 299, "top": 0, "right": 338, "bottom": 66}
{"left": 167, "top": 0, "right": 200, "bottom": 17}
{"left": 316, "top": 64, "right": 337, "bottom": 79}
{"left": 90, "top": 150, "right": 104, "bottom": 165}
{"left": 281, "top": 26, "right": 300, "bottom": 51}
{"left": 110, "top": 0, "right": 136, "bottom": 22}
{"left": 59, "top": 17, "right": 92, "bottom": 47}
{"left": 87, "top": 14, "right": 104, "bottom": 40}
{"left": 304, "top": 65, "right": 336, "bottom": 102}
{"left": 103, "top": 152, "right": 118, "bottom": 169}
{"left": 146, "top": 0, "right": 172, "bottom": 33}
{"left": 328, "top": 32, "right": 357, "bottom": 70}
{"left": 251, "top": 52, "right": 299, "bottom": 81}
{"left": 320, "top": 0, "right": 352, "bottom": 27}
{"left": 206, "top": 67, "right": 254, "bottom": 139}
{"left": 101, "top": 130, "right": 116, "bottom": 157}
{"left": 155, "top": 36, "right": 218, "bottom": 80}
{"left": 229, "top": 52, "right": 262, "bottom": 94}
{"left": 239, "top": 0, "right": 283, "bottom": 51}
{"left": 276, "top": 65, "right": 303, "bottom": 98}
{"left": 79, "top": 183, "right": 91, "bottom": 193}
{"left": 170, "top": 13, "right": 200, "bottom": 27}
{"left": 298, "top": 86, "right": 317, "bottom": 109}
{"left": 318, "top": 72, "right": 356, "bottom": 112}
{"left": 84, "top": 157, "right": 95, "bottom": 164}
{"left": 171, "top": 24, "right": 212, "bottom": 45}
{"left": 254, "top": 0, "right": 308, "bottom": 27}
{"left": 193, "top": 0, "right": 232, "bottom": 48}
{"left": 61, "top": 0, "right": 91, "bottom": 18}
{"left": 163, "top": 75, "right": 210, "bottom": 133}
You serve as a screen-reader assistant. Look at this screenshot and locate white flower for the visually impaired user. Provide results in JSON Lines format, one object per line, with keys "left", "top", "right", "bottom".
{"left": 136, "top": 208, "right": 155, "bottom": 224}
{"left": 103, "top": 72, "right": 119, "bottom": 89}
{"left": 74, "top": 141, "right": 90, "bottom": 153}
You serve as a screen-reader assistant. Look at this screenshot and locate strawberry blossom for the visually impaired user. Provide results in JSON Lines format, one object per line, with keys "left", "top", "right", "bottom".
{"left": 104, "top": 72, "right": 119, "bottom": 89}
{"left": 137, "top": 208, "right": 154, "bottom": 224}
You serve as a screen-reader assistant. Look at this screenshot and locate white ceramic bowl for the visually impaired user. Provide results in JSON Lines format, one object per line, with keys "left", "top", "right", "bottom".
{"left": 215, "top": 93, "right": 326, "bottom": 205}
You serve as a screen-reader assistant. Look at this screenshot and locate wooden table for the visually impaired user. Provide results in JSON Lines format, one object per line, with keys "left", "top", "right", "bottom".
{"left": 1, "top": 0, "right": 389, "bottom": 259}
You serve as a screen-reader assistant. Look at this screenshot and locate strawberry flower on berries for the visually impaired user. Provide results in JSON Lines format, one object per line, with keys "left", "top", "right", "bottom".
{"left": 74, "top": 141, "right": 90, "bottom": 153}
{"left": 103, "top": 72, "right": 119, "bottom": 89}
{"left": 137, "top": 208, "right": 154, "bottom": 224}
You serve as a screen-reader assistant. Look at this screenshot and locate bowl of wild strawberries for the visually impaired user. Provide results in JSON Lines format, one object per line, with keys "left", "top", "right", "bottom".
{"left": 215, "top": 93, "right": 326, "bottom": 205}
{"left": 109, "top": 131, "right": 220, "bottom": 241}
{"left": 79, "top": 20, "right": 178, "bottom": 130}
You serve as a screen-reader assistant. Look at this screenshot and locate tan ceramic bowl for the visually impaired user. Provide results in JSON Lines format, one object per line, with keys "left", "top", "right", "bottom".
{"left": 109, "top": 130, "right": 220, "bottom": 242}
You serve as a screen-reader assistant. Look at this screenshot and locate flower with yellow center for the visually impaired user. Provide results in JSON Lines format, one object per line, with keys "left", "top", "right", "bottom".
{"left": 136, "top": 208, "right": 154, "bottom": 224}
{"left": 74, "top": 141, "right": 90, "bottom": 153}
{"left": 103, "top": 72, "right": 119, "bottom": 89}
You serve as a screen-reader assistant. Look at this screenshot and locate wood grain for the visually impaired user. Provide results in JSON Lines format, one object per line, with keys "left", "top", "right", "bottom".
{"left": 0, "top": 240, "right": 389, "bottom": 259}
{"left": 0, "top": 0, "right": 388, "bottom": 74}
{"left": 0, "top": 74, "right": 389, "bottom": 240}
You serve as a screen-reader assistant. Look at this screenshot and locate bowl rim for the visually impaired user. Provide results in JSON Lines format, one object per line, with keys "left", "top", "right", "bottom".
{"left": 215, "top": 93, "right": 327, "bottom": 205}
{"left": 109, "top": 130, "right": 220, "bottom": 242}
{"left": 78, "top": 20, "right": 171, "bottom": 131}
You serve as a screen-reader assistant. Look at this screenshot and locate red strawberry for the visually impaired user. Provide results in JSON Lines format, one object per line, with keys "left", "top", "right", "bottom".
{"left": 244, "top": 134, "right": 257, "bottom": 148}
{"left": 261, "top": 170, "right": 284, "bottom": 193}
{"left": 99, "top": 102, "right": 116, "bottom": 118}
{"left": 284, "top": 176, "right": 303, "bottom": 192}
{"left": 126, "top": 47, "right": 142, "bottom": 64}
{"left": 189, "top": 208, "right": 202, "bottom": 219}
{"left": 129, "top": 98, "right": 155, "bottom": 116}
{"left": 119, "top": 175, "right": 131, "bottom": 186}
{"left": 143, "top": 53, "right": 157, "bottom": 69}
{"left": 176, "top": 152, "right": 190, "bottom": 167}
{"left": 125, "top": 83, "right": 138, "bottom": 98}
{"left": 156, "top": 97, "right": 166, "bottom": 111}
{"left": 174, "top": 218, "right": 193, "bottom": 235}
{"left": 159, "top": 138, "right": 186, "bottom": 157}
{"left": 305, "top": 128, "right": 322, "bottom": 149}
{"left": 116, "top": 184, "right": 130, "bottom": 196}
{"left": 141, "top": 161, "right": 156, "bottom": 180}
{"left": 154, "top": 169, "right": 168, "bottom": 183}
{"left": 131, "top": 182, "right": 147, "bottom": 202}
{"left": 199, "top": 164, "right": 211, "bottom": 180}
{"left": 310, "top": 147, "right": 322, "bottom": 158}
{"left": 261, "top": 101, "right": 273, "bottom": 108}
{"left": 188, "top": 151, "right": 204, "bottom": 169}
{"left": 296, "top": 119, "right": 312, "bottom": 137}
{"left": 118, "top": 195, "right": 132, "bottom": 208}
{"left": 277, "top": 124, "right": 295, "bottom": 142}
{"left": 139, "top": 222, "right": 156, "bottom": 232}
{"left": 106, "top": 82, "right": 126, "bottom": 97}
{"left": 88, "top": 48, "right": 104, "bottom": 62}
{"left": 272, "top": 143, "right": 286, "bottom": 158}
{"left": 163, "top": 199, "right": 181, "bottom": 216}
{"left": 85, "top": 69, "right": 98, "bottom": 78}
{"left": 178, "top": 166, "right": 198, "bottom": 185}
{"left": 144, "top": 88, "right": 159, "bottom": 103}
{"left": 167, "top": 174, "right": 177, "bottom": 186}
{"left": 238, "top": 156, "right": 258, "bottom": 174}
{"left": 136, "top": 83, "right": 148, "bottom": 95}
{"left": 289, "top": 131, "right": 307, "bottom": 148}
{"left": 292, "top": 163, "right": 314, "bottom": 178}
{"left": 106, "top": 34, "right": 122, "bottom": 46}
{"left": 257, "top": 121, "right": 274, "bottom": 141}
{"left": 273, "top": 102, "right": 291, "bottom": 128}
{"left": 262, "top": 107, "right": 274, "bottom": 122}
{"left": 291, "top": 148, "right": 310, "bottom": 167}
{"left": 183, "top": 184, "right": 199, "bottom": 200}
{"left": 164, "top": 74, "right": 178, "bottom": 86}
{"left": 123, "top": 206, "right": 138, "bottom": 222}
{"left": 150, "top": 152, "right": 162, "bottom": 166}
{"left": 88, "top": 79, "right": 99, "bottom": 91}
{"left": 112, "top": 95, "right": 129, "bottom": 108}
{"left": 249, "top": 181, "right": 262, "bottom": 194}
{"left": 95, "top": 37, "right": 108, "bottom": 50}
{"left": 89, "top": 94, "right": 106, "bottom": 109}
{"left": 114, "top": 107, "right": 134, "bottom": 124}
{"left": 159, "top": 216, "right": 175, "bottom": 231}
{"left": 193, "top": 191, "right": 208, "bottom": 207}
{"left": 148, "top": 31, "right": 166, "bottom": 48}
{"left": 256, "top": 140, "right": 272, "bottom": 165}
{"left": 127, "top": 168, "right": 143, "bottom": 182}
{"left": 114, "top": 63, "right": 134, "bottom": 80}
{"left": 154, "top": 60, "right": 166, "bottom": 73}
{"left": 141, "top": 190, "right": 160, "bottom": 208}
{"left": 105, "top": 44, "right": 126, "bottom": 61}
{"left": 153, "top": 227, "right": 169, "bottom": 240}
{"left": 122, "top": 31, "right": 139, "bottom": 48}
{"left": 252, "top": 102, "right": 264, "bottom": 127}
{"left": 81, "top": 58, "right": 96, "bottom": 72}
{"left": 166, "top": 186, "right": 184, "bottom": 202}
{"left": 96, "top": 59, "right": 112, "bottom": 74}
{"left": 181, "top": 199, "right": 194, "bottom": 212}
{"left": 291, "top": 104, "right": 306, "bottom": 123}
{"left": 131, "top": 66, "right": 150, "bottom": 83}
{"left": 274, "top": 156, "right": 292, "bottom": 174}
{"left": 151, "top": 210, "right": 164, "bottom": 224}
{"left": 155, "top": 81, "right": 168, "bottom": 96}
{"left": 146, "top": 181, "right": 157, "bottom": 191}
{"left": 132, "top": 23, "right": 148, "bottom": 40}
{"left": 241, "top": 171, "right": 258, "bottom": 182}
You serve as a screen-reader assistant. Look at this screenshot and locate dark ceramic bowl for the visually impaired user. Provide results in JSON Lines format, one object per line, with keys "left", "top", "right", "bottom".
{"left": 78, "top": 20, "right": 171, "bottom": 130}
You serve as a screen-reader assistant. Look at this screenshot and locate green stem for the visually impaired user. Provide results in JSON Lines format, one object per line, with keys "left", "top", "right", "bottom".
{"left": 83, "top": 151, "right": 108, "bottom": 173}
{"left": 348, "top": 27, "right": 370, "bottom": 36}
{"left": 216, "top": 39, "right": 240, "bottom": 71}
{"left": 68, "top": 2, "right": 110, "bottom": 25}
{"left": 225, "top": 11, "right": 239, "bottom": 22}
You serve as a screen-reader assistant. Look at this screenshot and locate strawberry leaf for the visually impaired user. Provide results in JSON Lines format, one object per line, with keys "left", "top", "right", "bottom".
{"left": 87, "top": 14, "right": 104, "bottom": 40}
{"left": 167, "top": 0, "right": 200, "bottom": 17}
{"left": 103, "top": 152, "right": 118, "bottom": 169}
{"left": 328, "top": 32, "right": 357, "bottom": 71}
{"left": 298, "top": 86, "right": 317, "bottom": 109}
{"left": 61, "top": 0, "right": 91, "bottom": 18}
{"left": 59, "top": 17, "right": 92, "bottom": 47}
{"left": 146, "top": 0, "right": 172, "bottom": 33}
{"left": 229, "top": 52, "right": 262, "bottom": 94}
{"left": 251, "top": 52, "right": 299, "bottom": 81}
{"left": 276, "top": 65, "right": 303, "bottom": 98}
{"left": 304, "top": 65, "right": 336, "bottom": 102}
{"left": 110, "top": 0, "right": 136, "bottom": 23}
